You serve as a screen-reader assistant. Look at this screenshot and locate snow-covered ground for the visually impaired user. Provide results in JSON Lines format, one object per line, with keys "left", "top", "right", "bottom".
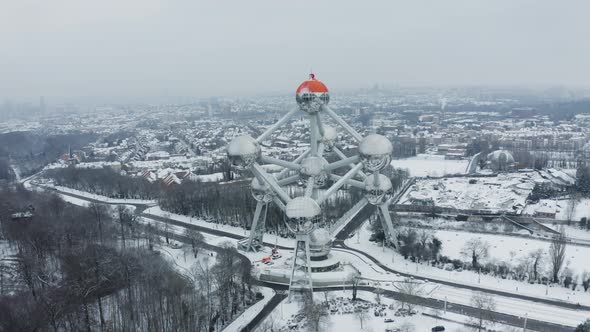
{"left": 524, "top": 198, "right": 590, "bottom": 221}
{"left": 51, "top": 185, "right": 157, "bottom": 205}
{"left": 435, "top": 229, "right": 590, "bottom": 275}
{"left": 392, "top": 154, "right": 469, "bottom": 177}
{"left": 258, "top": 290, "right": 519, "bottom": 332}
{"left": 224, "top": 287, "right": 275, "bottom": 332}
{"left": 143, "top": 206, "right": 296, "bottom": 248}
{"left": 346, "top": 223, "right": 590, "bottom": 309}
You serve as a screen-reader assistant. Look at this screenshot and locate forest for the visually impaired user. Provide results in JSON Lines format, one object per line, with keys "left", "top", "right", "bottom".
{"left": 0, "top": 185, "right": 257, "bottom": 331}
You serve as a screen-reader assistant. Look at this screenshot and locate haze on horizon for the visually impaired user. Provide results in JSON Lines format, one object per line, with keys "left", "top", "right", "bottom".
{"left": 2, "top": 0, "right": 590, "bottom": 102}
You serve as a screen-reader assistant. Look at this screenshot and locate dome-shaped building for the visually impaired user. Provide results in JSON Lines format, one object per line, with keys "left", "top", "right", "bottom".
{"left": 486, "top": 150, "right": 515, "bottom": 173}
{"left": 295, "top": 73, "right": 330, "bottom": 113}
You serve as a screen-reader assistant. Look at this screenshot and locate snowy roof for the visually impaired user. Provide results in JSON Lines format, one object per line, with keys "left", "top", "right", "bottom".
{"left": 285, "top": 197, "right": 321, "bottom": 219}
{"left": 359, "top": 134, "right": 393, "bottom": 156}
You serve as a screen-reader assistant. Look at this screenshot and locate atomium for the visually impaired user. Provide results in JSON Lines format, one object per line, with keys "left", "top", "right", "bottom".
{"left": 227, "top": 74, "right": 399, "bottom": 300}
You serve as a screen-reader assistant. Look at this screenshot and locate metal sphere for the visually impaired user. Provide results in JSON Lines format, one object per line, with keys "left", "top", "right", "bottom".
{"left": 299, "top": 156, "right": 330, "bottom": 188}
{"left": 363, "top": 174, "right": 393, "bottom": 205}
{"left": 359, "top": 134, "right": 393, "bottom": 172}
{"left": 309, "top": 228, "right": 332, "bottom": 258}
{"left": 226, "top": 135, "right": 261, "bottom": 170}
{"left": 285, "top": 197, "right": 321, "bottom": 234}
{"left": 295, "top": 74, "right": 330, "bottom": 114}
{"left": 321, "top": 125, "right": 337, "bottom": 152}
{"left": 250, "top": 177, "right": 273, "bottom": 203}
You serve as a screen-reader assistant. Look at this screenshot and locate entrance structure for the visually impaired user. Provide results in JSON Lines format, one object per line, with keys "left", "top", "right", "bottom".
{"left": 227, "top": 74, "right": 398, "bottom": 298}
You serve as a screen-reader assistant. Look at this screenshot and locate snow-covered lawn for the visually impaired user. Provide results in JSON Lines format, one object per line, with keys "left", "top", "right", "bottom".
{"left": 435, "top": 229, "right": 590, "bottom": 276}
{"left": 392, "top": 154, "right": 469, "bottom": 177}
{"left": 346, "top": 223, "right": 590, "bottom": 308}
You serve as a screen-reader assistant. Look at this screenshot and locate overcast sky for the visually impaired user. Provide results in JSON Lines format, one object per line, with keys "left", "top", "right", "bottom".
{"left": 1, "top": 0, "right": 589, "bottom": 102}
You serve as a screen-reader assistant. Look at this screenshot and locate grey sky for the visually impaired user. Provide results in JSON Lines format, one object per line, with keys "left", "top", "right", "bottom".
{"left": 2, "top": 0, "right": 589, "bottom": 101}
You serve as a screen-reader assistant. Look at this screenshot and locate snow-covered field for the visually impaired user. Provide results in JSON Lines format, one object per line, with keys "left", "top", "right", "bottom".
{"left": 435, "top": 229, "right": 590, "bottom": 275}
{"left": 392, "top": 154, "right": 469, "bottom": 177}
{"left": 346, "top": 223, "right": 590, "bottom": 309}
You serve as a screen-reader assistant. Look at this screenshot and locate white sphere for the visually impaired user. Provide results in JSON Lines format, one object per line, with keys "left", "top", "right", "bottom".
{"left": 322, "top": 125, "right": 337, "bottom": 152}
{"left": 285, "top": 197, "right": 321, "bottom": 234}
{"left": 359, "top": 134, "right": 393, "bottom": 172}
{"left": 227, "top": 135, "right": 261, "bottom": 170}
{"left": 309, "top": 228, "right": 332, "bottom": 258}
{"left": 363, "top": 174, "right": 393, "bottom": 205}
{"left": 299, "top": 156, "right": 330, "bottom": 188}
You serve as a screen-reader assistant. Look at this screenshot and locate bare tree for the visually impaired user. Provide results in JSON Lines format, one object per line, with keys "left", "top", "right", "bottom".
{"left": 528, "top": 249, "right": 545, "bottom": 282}
{"left": 550, "top": 227, "right": 568, "bottom": 283}
{"left": 461, "top": 238, "right": 490, "bottom": 269}
{"left": 567, "top": 195, "right": 579, "bottom": 224}
{"left": 355, "top": 307, "right": 369, "bottom": 330}
{"left": 395, "top": 278, "right": 424, "bottom": 311}
{"left": 469, "top": 292, "right": 496, "bottom": 332}
{"left": 302, "top": 293, "right": 328, "bottom": 332}
{"left": 184, "top": 228, "right": 204, "bottom": 258}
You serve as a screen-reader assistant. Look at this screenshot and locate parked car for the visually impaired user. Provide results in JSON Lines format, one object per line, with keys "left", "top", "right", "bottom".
{"left": 431, "top": 326, "right": 445, "bottom": 332}
{"left": 384, "top": 318, "right": 394, "bottom": 323}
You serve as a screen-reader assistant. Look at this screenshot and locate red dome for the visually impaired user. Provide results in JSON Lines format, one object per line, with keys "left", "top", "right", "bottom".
{"left": 296, "top": 73, "right": 329, "bottom": 94}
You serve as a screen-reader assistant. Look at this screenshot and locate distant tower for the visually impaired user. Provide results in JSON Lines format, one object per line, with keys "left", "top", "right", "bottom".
{"left": 439, "top": 97, "right": 447, "bottom": 124}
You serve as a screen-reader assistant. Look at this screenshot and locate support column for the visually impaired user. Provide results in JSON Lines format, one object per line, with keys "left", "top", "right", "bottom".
{"left": 288, "top": 233, "right": 313, "bottom": 301}
{"left": 239, "top": 201, "right": 267, "bottom": 252}
{"left": 378, "top": 203, "right": 398, "bottom": 248}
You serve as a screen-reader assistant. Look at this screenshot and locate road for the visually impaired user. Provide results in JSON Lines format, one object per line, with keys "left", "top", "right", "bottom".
{"left": 37, "top": 183, "right": 587, "bottom": 331}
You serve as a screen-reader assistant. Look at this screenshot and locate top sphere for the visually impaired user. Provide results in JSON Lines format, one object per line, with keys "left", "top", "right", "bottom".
{"left": 295, "top": 73, "right": 330, "bottom": 113}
